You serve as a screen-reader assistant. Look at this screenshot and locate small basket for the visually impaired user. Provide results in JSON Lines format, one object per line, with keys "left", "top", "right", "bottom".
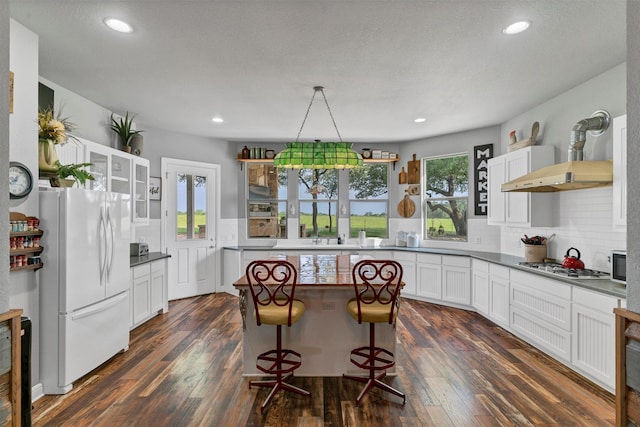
{"left": 524, "top": 244, "right": 547, "bottom": 262}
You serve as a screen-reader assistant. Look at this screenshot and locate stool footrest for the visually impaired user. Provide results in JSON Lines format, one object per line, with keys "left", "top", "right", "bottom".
{"left": 256, "top": 349, "right": 302, "bottom": 375}
{"left": 349, "top": 346, "right": 395, "bottom": 371}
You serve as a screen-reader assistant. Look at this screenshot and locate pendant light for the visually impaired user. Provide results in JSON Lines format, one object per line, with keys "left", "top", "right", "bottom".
{"left": 273, "top": 86, "right": 363, "bottom": 169}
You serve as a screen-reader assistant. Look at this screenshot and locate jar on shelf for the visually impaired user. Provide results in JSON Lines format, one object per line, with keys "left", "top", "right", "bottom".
{"left": 241, "top": 146, "right": 250, "bottom": 159}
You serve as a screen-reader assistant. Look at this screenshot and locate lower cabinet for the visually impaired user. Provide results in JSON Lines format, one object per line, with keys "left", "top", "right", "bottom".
{"left": 472, "top": 259, "right": 489, "bottom": 316}
{"left": 571, "top": 287, "right": 620, "bottom": 390}
{"left": 394, "top": 251, "right": 417, "bottom": 296}
{"left": 509, "top": 270, "right": 572, "bottom": 363}
{"left": 442, "top": 256, "right": 471, "bottom": 305}
{"left": 416, "top": 254, "right": 442, "bottom": 299}
{"left": 488, "top": 264, "right": 510, "bottom": 328}
{"left": 130, "top": 259, "right": 167, "bottom": 329}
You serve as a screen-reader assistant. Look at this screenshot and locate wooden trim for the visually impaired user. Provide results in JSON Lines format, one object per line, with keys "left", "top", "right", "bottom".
{"left": 614, "top": 308, "right": 640, "bottom": 427}
{"left": 0, "top": 309, "right": 23, "bottom": 426}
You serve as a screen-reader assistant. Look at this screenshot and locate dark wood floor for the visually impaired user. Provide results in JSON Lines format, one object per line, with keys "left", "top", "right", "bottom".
{"left": 31, "top": 293, "right": 616, "bottom": 426}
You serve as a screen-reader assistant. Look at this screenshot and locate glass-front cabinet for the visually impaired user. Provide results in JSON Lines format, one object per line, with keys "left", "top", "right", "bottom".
{"left": 133, "top": 159, "right": 149, "bottom": 224}
{"left": 82, "top": 139, "right": 149, "bottom": 224}
{"left": 247, "top": 164, "right": 286, "bottom": 238}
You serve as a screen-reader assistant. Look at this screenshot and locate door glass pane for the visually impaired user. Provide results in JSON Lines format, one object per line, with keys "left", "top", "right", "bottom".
{"left": 176, "top": 173, "right": 207, "bottom": 240}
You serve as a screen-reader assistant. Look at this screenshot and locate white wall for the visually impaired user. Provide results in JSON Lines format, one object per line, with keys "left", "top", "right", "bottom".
{"left": 0, "top": 5, "right": 10, "bottom": 314}
{"left": 627, "top": 0, "right": 639, "bottom": 312}
{"left": 9, "top": 18, "right": 42, "bottom": 394}
{"left": 499, "top": 63, "right": 626, "bottom": 272}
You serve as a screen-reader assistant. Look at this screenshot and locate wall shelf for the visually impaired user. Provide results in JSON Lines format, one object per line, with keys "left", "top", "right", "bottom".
{"left": 9, "top": 212, "right": 44, "bottom": 272}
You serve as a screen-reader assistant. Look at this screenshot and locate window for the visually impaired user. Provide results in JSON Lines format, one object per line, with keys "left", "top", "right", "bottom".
{"left": 298, "top": 169, "right": 338, "bottom": 238}
{"left": 176, "top": 173, "right": 207, "bottom": 240}
{"left": 423, "top": 153, "right": 468, "bottom": 241}
{"left": 349, "top": 163, "right": 389, "bottom": 238}
{"left": 247, "top": 164, "right": 287, "bottom": 238}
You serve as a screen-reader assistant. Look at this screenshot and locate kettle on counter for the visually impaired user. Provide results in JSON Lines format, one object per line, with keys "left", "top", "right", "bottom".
{"left": 562, "top": 247, "right": 585, "bottom": 269}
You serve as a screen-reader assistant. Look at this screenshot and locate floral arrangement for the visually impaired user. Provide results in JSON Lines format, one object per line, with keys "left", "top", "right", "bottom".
{"left": 38, "top": 106, "right": 78, "bottom": 145}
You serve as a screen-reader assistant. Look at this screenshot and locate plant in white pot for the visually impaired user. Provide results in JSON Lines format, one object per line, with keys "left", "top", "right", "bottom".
{"left": 50, "top": 161, "right": 95, "bottom": 188}
{"left": 110, "top": 112, "right": 143, "bottom": 154}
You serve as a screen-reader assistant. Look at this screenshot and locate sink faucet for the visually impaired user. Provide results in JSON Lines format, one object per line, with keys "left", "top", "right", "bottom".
{"left": 313, "top": 233, "right": 320, "bottom": 245}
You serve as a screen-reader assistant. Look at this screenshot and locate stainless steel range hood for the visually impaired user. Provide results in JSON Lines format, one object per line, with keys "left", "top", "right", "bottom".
{"left": 502, "top": 110, "right": 613, "bottom": 193}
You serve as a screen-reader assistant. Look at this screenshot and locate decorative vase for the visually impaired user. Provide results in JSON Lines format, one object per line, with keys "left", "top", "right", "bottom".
{"left": 130, "top": 134, "right": 144, "bottom": 156}
{"left": 38, "top": 139, "right": 59, "bottom": 173}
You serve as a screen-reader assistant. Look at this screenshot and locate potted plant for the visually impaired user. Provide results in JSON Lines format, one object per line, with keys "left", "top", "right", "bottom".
{"left": 49, "top": 161, "right": 95, "bottom": 188}
{"left": 110, "top": 112, "right": 143, "bottom": 153}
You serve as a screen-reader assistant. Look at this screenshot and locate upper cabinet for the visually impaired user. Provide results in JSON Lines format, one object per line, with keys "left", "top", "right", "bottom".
{"left": 487, "top": 146, "right": 555, "bottom": 227}
{"left": 612, "top": 114, "right": 627, "bottom": 230}
{"left": 57, "top": 138, "right": 149, "bottom": 224}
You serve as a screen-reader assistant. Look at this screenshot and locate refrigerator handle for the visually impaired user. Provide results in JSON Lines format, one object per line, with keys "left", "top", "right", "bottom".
{"left": 98, "top": 206, "right": 106, "bottom": 285}
{"left": 106, "top": 207, "right": 115, "bottom": 280}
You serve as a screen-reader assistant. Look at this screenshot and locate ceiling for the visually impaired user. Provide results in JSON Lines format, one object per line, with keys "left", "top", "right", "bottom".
{"left": 9, "top": 1, "right": 626, "bottom": 144}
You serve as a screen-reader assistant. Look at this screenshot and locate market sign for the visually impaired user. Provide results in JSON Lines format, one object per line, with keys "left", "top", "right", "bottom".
{"left": 474, "top": 144, "right": 493, "bottom": 216}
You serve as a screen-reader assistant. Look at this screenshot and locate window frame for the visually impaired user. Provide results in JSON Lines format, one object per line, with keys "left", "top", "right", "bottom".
{"left": 422, "top": 152, "right": 469, "bottom": 242}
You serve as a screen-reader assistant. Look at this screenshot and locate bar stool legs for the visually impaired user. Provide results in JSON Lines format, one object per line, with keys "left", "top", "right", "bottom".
{"left": 249, "top": 324, "right": 311, "bottom": 412}
{"left": 343, "top": 323, "right": 406, "bottom": 405}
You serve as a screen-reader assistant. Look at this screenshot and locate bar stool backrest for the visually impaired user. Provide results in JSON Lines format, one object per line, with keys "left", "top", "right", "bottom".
{"left": 351, "top": 259, "right": 403, "bottom": 324}
{"left": 246, "top": 260, "right": 298, "bottom": 326}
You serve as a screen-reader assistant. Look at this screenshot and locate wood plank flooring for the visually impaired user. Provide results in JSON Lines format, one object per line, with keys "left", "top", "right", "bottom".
{"left": 31, "top": 293, "right": 616, "bottom": 426}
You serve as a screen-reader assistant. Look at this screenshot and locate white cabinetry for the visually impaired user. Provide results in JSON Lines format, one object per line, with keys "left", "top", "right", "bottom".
{"left": 472, "top": 259, "right": 489, "bottom": 316}
{"left": 416, "top": 254, "right": 442, "bottom": 299}
{"left": 133, "top": 158, "right": 149, "bottom": 224}
{"left": 394, "top": 251, "right": 417, "bottom": 296}
{"left": 442, "top": 256, "right": 471, "bottom": 305}
{"left": 509, "top": 270, "right": 572, "bottom": 362}
{"left": 613, "top": 114, "right": 627, "bottom": 230}
{"left": 415, "top": 254, "right": 470, "bottom": 306}
{"left": 130, "top": 259, "right": 167, "bottom": 329}
{"left": 488, "top": 264, "right": 510, "bottom": 328}
{"left": 61, "top": 138, "right": 150, "bottom": 223}
{"left": 571, "top": 288, "right": 620, "bottom": 391}
{"left": 487, "top": 146, "right": 555, "bottom": 226}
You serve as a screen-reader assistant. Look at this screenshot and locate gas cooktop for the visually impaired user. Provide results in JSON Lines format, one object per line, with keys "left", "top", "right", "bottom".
{"left": 518, "top": 262, "right": 610, "bottom": 279}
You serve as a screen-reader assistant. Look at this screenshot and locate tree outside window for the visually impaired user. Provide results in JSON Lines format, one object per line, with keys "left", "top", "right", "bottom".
{"left": 298, "top": 169, "right": 338, "bottom": 238}
{"left": 423, "top": 154, "right": 468, "bottom": 241}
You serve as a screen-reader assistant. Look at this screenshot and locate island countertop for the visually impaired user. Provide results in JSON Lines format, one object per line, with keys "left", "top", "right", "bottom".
{"left": 233, "top": 254, "right": 376, "bottom": 288}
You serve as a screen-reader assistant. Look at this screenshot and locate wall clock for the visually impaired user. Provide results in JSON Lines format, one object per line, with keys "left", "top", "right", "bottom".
{"left": 9, "top": 161, "right": 34, "bottom": 199}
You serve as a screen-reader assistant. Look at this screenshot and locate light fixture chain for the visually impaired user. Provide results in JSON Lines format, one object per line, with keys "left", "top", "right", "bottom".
{"left": 295, "top": 89, "right": 318, "bottom": 142}
{"left": 319, "top": 87, "right": 343, "bottom": 143}
{"left": 294, "top": 86, "right": 343, "bottom": 143}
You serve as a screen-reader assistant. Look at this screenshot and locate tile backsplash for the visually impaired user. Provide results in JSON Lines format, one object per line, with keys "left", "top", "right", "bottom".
{"left": 500, "top": 186, "right": 625, "bottom": 272}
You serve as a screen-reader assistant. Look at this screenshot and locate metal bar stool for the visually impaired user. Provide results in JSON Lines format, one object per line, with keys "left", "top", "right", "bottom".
{"left": 343, "top": 259, "right": 406, "bottom": 405}
{"left": 246, "top": 259, "right": 311, "bottom": 412}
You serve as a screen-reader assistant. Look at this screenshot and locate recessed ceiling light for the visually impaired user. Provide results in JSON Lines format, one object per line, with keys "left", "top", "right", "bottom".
{"left": 211, "top": 117, "right": 224, "bottom": 123}
{"left": 414, "top": 117, "right": 426, "bottom": 123}
{"left": 104, "top": 18, "right": 133, "bottom": 33}
{"left": 502, "top": 21, "right": 530, "bottom": 35}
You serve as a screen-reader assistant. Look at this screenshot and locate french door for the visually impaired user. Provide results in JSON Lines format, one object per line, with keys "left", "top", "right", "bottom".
{"left": 161, "top": 158, "right": 220, "bottom": 300}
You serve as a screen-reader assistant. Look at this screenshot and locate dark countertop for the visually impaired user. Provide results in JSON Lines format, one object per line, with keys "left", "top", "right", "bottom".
{"left": 130, "top": 252, "right": 171, "bottom": 267}
{"left": 222, "top": 245, "right": 626, "bottom": 299}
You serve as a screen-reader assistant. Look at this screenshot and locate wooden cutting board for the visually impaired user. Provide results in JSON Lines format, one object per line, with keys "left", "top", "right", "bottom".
{"left": 407, "top": 153, "right": 420, "bottom": 184}
{"left": 397, "top": 195, "right": 416, "bottom": 218}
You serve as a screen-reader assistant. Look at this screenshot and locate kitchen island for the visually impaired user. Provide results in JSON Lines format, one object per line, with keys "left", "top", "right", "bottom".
{"left": 233, "top": 253, "right": 400, "bottom": 377}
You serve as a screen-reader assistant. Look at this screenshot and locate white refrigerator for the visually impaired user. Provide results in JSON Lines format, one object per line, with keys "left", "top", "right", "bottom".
{"left": 39, "top": 188, "right": 131, "bottom": 394}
